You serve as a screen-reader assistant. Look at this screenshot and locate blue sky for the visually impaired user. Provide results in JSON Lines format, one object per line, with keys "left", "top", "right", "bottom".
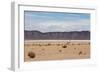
{"left": 24, "top": 11, "right": 90, "bottom": 32}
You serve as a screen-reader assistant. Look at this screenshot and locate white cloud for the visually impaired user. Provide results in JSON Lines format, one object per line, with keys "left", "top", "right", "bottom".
{"left": 25, "top": 19, "right": 90, "bottom": 32}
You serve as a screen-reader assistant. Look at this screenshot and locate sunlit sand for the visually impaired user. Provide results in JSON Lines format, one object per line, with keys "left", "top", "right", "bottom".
{"left": 24, "top": 40, "right": 90, "bottom": 62}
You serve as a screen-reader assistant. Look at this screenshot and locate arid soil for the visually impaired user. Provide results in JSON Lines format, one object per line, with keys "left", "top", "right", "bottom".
{"left": 24, "top": 40, "right": 90, "bottom": 62}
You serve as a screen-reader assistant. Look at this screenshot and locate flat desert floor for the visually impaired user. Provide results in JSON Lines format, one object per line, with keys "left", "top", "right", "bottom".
{"left": 24, "top": 40, "right": 90, "bottom": 62}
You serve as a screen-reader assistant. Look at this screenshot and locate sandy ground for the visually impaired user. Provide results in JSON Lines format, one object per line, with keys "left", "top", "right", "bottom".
{"left": 24, "top": 40, "right": 90, "bottom": 62}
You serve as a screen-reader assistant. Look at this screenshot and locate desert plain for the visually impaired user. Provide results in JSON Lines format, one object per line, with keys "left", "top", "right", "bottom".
{"left": 24, "top": 40, "right": 90, "bottom": 62}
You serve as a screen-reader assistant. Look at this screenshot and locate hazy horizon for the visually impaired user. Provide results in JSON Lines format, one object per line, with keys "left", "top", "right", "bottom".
{"left": 24, "top": 11, "right": 90, "bottom": 32}
{"left": 24, "top": 30, "right": 90, "bottom": 33}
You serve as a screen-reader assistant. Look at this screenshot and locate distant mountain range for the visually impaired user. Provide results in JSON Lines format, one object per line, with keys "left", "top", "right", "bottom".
{"left": 24, "top": 30, "right": 90, "bottom": 40}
